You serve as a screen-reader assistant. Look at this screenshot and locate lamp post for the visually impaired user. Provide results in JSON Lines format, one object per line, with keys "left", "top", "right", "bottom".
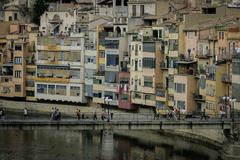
{"left": 222, "top": 96, "right": 236, "bottom": 120}
{"left": 222, "top": 95, "right": 229, "bottom": 118}
{"left": 230, "top": 98, "right": 236, "bottom": 122}
{"left": 102, "top": 97, "right": 112, "bottom": 122}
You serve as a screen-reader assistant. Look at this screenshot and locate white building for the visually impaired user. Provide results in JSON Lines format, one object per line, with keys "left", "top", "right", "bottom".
{"left": 35, "top": 33, "right": 87, "bottom": 103}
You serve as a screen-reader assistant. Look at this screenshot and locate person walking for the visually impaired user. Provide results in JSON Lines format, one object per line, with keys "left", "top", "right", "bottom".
{"left": 201, "top": 108, "right": 207, "bottom": 120}
{"left": 110, "top": 112, "right": 114, "bottom": 120}
{"left": 176, "top": 107, "right": 180, "bottom": 120}
{"left": 76, "top": 109, "right": 81, "bottom": 120}
{"left": 93, "top": 110, "right": 97, "bottom": 120}
{"left": 23, "top": 108, "right": 28, "bottom": 119}
{"left": 0, "top": 108, "right": 3, "bottom": 120}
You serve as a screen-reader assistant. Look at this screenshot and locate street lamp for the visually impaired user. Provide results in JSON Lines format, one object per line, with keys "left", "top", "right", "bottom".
{"left": 222, "top": 95, "right": 229, "bottom": 118}
{"left": 102, "top": 97, "right": 112, "bottom": 122}
{"left": 230, "top": 98, "right": 236, "bottom": 122}
{"left": 222, "top": 96, "right": 236, "bottom": 119}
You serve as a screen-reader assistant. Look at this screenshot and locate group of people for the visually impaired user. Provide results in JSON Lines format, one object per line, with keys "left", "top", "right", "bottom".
{"left": 154, "top": 108, "right": 182, "bottom": 120}
{"left": 51, "top": 107, "right": 61, "bottom": 120}
{"left": 75, "top": 109, "right": 113, "bottom": 121}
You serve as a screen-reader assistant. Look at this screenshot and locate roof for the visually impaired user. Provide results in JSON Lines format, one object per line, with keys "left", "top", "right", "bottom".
{"left": 184, "top": 16, "right": 240, "bottom": 31}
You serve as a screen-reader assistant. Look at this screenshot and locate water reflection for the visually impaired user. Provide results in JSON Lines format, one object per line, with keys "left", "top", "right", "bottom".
{"left": 0, "top": 130, "right": 221, "bottom": 160}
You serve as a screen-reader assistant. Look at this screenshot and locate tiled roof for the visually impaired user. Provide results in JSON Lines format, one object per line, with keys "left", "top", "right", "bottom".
{"left": 184, "top": 16, "right": 240, "bottom": 31}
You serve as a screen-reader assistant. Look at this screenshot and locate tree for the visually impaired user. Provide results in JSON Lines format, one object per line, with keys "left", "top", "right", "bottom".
{"left": 32, "top": 0, "right": 48, "bottom": 25}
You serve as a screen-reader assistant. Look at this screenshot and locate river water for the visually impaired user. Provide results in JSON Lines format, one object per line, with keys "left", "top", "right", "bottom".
{"left": 0, "top": 130, "right": 221, "bottom": 160}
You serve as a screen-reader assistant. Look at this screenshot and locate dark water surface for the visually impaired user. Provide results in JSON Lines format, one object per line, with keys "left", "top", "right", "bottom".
{"left": 0, "top": 130, "right": 221, "bottom": 160}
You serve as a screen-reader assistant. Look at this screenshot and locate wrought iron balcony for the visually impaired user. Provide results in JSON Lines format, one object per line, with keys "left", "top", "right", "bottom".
{"left": 221, "top": 74, "right": 231, "bottom": 83}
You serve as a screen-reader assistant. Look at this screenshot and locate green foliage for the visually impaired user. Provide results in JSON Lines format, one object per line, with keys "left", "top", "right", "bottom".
{"left": 32, "top": 0, "right": 48, "bottom": 25}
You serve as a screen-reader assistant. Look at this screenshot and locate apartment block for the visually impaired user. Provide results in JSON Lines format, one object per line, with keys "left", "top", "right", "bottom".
{"left": 35, "top": 34, "right": 86, "bottom": 103}
{"left": 129, "top": 27, "right": 162, "bottom": 108}
{"left": 0, "top": 23, "right": 37, "bottom": 100}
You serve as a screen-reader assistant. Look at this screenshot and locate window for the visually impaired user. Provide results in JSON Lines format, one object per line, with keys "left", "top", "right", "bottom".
{"left": 26, "top": 91, "right": 34, "bottom": 97}
{"left": 143, "top": 58, "right": 155, "bottom": 68}
{"left": 233, "top": 61, "right": 240, "bottom": 74}
{"left": 156, "top": 90, "right": 165, "bottom": 97}
{"left": 153, "top": 30, "right": 162, "bottom": 39}
{"left": 143, "top": 42, "right": 155, "bottom": 52}
{"left": 121, "top": 94, "right": 129, "bottom": 100}
{"left": 99, "top": 51, "right": 105, "bottom": 58}
{"left": 105, "top": 71, "right": 117, "bottom": 83}
{"left": 177, "top": 101, "right": 185, "bottom": 110}
{"left": 48, "top": 85, "right": 55, "bottom": 95}
{"left": 14, "top": 70, "right": 21, "bottom": 78}
{"left": 156, "top": 101, "right": 165, "bottom": 109}
{"left": 93, "top": 92, "right": 102, "bottom": 98}
{"left": 139, "top": 59, "right": 142, "bottom": 67}
{"left": 169, "top": 40, "right": 178, "bottom": 51}
{"left": 105, "top": 40, "right": 119, "bottom": 49}
{"left": 56, "top": 85, "right": 66, "bottom": 95}
{"left": 85, "top": 85, "right": 93, "bottom": 97}
{"left": 140, "top": 5, "right": 144, "bottom": 16}
{"left": 15, "top": 45, "right": 22, "bottom": 51}
{"left": 187, "top": 32, "right": 195, "bottom": 39}
{"left": 14, "top": 57, "right": 22, "bottom": 64}
{"left": 145, "top": 94, "right": 155, "bottom": 100}
{"left": 232, "top": 83, "right": 240, "bottom": 101}
{"left": 133, "top": 92, "right": 141, "bottom": 99}
{"left": 14, "top": 13, "right": 18, "bottom": 20}
{"left": 15, "top": 85, "right": 21, "bottom": 92}
{"left": 116, "top": 0, "right": 121, "bottom": 6}
{"left": 106, "top": 55, "right": 119, "bottom": 66}
{"left": 37, "top": 84, "right": 47, "bottom": 94}
{"left": 144, "top": 76, "right": 153, "bottom": 87}
{"left": 132, "top": 5, "right": 136, "bottom": 17}
{"left": 175, "top": 83, "right": 185, "bottom": 93}
{"left": 218, "top": 31, "right": 224, "bottom": 40}
{"left": 9, "top": 16, "right": 12, "bottom": 21}
{"left": 135, "top": 60, "right": 138, "bottom": 71}
{"left": 70, "top": 86, "right": 80, "bottom": 96}
{"left": 26, "top": 80, "right": 34, "bottom": 87}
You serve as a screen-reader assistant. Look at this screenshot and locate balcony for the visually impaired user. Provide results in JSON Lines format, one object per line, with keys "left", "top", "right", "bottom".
{"left": 93, "top": 97, "right": 104, "bottom": 104}
{"left": 160, "top": 63, "right": 168, "bottom": 70}
{"left": 196, "top": 50, "right": 212, "bottom": 59}
{"left": 93, "top": 84, "right": 105, "bottom": 91}
{"left": 145, "top": 99, "right": 156, "bottom": 107}
{"left": 0, "top": 75, "right": 13, "bottom": 83}
{"left": 206, "top": 73, "right": 215, "bottom": 81}
{"left": 105, "top": 65, "right": 119, "bottom": 71}
{"left": 156, "top": 90, "right": 167, "bottom": 102}
{"left": 208, "top": 34, "right": 217, "bottom": 41}
{"left": 34, "top": 77, "right": 69, "bottom": 84}
{"left": 169, "top": 51, "right": 178, "bottom": 57}
{"left": 221, "top": 74, "right": 231, "bottom": 83}
{"left": 168, "top": 100, "right": 174, "bottom": 107}
{"left": 222, "top": 52, "right": 232, "bottom": 61}
{"left": 104, "top": 83, "right": 118, "bottom": 92}
{"left": 168, "top": 88, "right": 174, "bottom": 95}
{"left": 193, "top": 92, "right": 205, "bottom": 101}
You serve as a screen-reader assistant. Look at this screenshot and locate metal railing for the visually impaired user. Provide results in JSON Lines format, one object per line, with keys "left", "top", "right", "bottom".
{"left": 1, "top": 110, "right": 240, "bottom": 123}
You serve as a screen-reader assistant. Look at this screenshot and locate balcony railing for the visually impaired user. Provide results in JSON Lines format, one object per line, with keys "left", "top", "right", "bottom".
{"left": 206, "top": 73, "right": 215, "bottom": 81}
{"left": 196, "top": 50, "right": 212, "bottom": 59}
{"left": 0, "top": 76, "right": 13, "bottom": 83}
{"left": 193, "top": 92, "right": 205, "bottom": 101}
{"left": 221, "top": 74, "right": 231, "bottom": 83}
{"left": 160, "top": 63, "right": 168, "bottom": 70}
{"left": 34, "top": 77, "right": 70, "bottom": 83}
